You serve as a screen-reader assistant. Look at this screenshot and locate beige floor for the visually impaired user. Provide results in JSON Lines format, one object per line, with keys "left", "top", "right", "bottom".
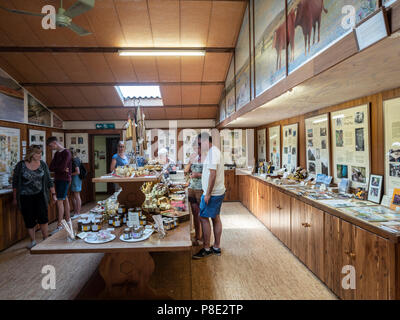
{"left": 0, "top": 202, "right": 337, "bottom": 300}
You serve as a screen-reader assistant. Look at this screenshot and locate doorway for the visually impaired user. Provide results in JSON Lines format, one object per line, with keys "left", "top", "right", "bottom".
{"left": 93, "top": 135, "right": 120, "bottom": 199}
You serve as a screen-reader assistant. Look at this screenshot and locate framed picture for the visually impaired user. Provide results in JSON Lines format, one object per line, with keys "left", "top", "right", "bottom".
{"left": 390, "top": 188, "right": 400, "bottom": 212}
{"left": 384, "top": 97, "right": 400, "bottom": 197}
{"left": 367, "top": 174, "right": 383, "bottom": 204}
{"left": 331, "top": 104, "right": 370, "bottom": 189}
{"left": 305, "top": 114, "right": 330, "bottom": 178}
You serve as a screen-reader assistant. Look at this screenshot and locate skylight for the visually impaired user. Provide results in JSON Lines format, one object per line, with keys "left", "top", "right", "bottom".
{"left": 117, "top": 85, "right": 162, "bottom": 99}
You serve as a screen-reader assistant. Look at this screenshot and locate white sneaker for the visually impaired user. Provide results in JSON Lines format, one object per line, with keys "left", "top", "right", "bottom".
{"left": 50, "top": 225, "right": 63, "bottom": 235}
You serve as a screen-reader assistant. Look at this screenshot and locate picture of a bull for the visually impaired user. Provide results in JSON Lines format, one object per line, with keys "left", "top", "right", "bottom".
{"left": 272, "top": 9, "right": 296, "bottom": 71}
{"left": 295, "top": 0, "right": 328, "bottom": 55}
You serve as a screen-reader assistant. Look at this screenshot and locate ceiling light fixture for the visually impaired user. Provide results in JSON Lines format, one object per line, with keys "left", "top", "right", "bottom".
{"left": 118, "top": 50, "right": 206, "bottom": 57}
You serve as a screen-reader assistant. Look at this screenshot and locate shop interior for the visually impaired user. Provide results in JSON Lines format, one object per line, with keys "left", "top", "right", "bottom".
{"left": 1, "top": 0, "right": 400, "bottom": 301}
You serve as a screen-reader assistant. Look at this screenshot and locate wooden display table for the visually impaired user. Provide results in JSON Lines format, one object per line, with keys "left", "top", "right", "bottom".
{"left": 31, "top": 219, "right": 192, "bottom": 299}
{"left": 32, "top": 179, "right": 192, "bottom": 300}
{"left": 92, "top": 173, "right": 162, "bottom": 208}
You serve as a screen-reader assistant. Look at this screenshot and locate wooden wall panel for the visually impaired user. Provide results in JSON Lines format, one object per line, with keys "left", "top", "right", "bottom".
{"left": 157, "top": 57, "right": 181, "bottom": 82}
{"left": 180, "top": 1, "right": 212, "bottom": 47}
{"left": 113, "top": 0, "right": 153, "bottom": 47}
{"left": 147, "top": 0, "right": 180, "bottom": 47}
{"left": 200, "top": 84, "right": 224, "bottom": 104}
{"left": 52, "top": 53, "right": 91, "bottom": 83}
{"left": 0, "top": 53, "right": 48, "bottom": 83}
{"left": 161, "top": 85, "right": 182, "bottom": 105}
{"left": 181, "top": 85, "right": 201, "bottom": 105}
{"left": 104, "top": 53, "right": 138, "bottom": 82}
{"left": 130, "top": 57, "right": 160, "bottom": 82}
{"left": 202, "top": 53, "right": 232, "bottom": 81}
{"left": 28, "top": 53, "right": 71, "bottom": 83}
{"left": 181, "top": 57, "right": 204, "bottom": 82}
{"left": 207, "top": 2, "right": 246, "bottom": 47}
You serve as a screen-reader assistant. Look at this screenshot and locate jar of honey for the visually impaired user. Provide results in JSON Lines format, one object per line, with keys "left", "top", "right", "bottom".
{"left": 82, "top": 220, "right": 91, "bottom": 232}
{"left": 123, "top": 227, "right": 132, "bottom": 240}
{"left": 113, "top": 215, "right": 121, "bottom": 228}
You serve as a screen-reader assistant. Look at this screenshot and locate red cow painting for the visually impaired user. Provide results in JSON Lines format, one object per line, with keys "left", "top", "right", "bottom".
{"left": 294, "top": 0, "right": 328, "bottom": 55}
{"left": 272, "top": 9, "right": 296, "bottom": 71}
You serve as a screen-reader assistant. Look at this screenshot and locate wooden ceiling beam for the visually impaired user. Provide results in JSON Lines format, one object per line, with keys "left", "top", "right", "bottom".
{"left": 48, "top": 105, "right": 218, "bottom": 110}
{"left": 22, "top": 82, "right": 225, "bottom": 86}
{"left": 0, "top": 47, "right": 234, "bottom": 53}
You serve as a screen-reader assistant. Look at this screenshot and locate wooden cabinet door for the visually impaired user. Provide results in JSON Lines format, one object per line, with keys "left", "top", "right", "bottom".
{"left": 278, "top": 191, "right": 291, "bottom": 249}
{"left": 324, "top": 214, "right": 351, "bottom": 298}
{"left": 306, "top": 205, "right": 325, "bottom": 280}
{"left": 352, "top": 226, "right": 391, "bottom": 300}
{"left": 270, "top": 188, "right": 281, "bottom": 238}
{"left": 291, "top": 198, "right": 308, "bottom": 264}
{"left": 263, "top": 184, "right": 271, "bottom": 230}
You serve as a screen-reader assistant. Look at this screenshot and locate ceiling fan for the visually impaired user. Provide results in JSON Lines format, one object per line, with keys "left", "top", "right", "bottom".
{"left": 0, "top": 0, "right": 95, "bottom": 36}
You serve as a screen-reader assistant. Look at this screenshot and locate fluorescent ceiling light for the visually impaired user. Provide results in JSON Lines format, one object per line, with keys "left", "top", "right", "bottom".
{"left": 119, "top": 50, "right": 205, "bottom": 57}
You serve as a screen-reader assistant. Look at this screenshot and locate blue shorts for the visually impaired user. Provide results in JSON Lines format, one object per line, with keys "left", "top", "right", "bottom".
{"left": 200, "top": 194, "right": 225, "bottom": 219}
{"left": 55, "top": 180, "right": 70, "bottom": 200}
{"left": 71, "top": 175, "right": 82, "bottom": 192}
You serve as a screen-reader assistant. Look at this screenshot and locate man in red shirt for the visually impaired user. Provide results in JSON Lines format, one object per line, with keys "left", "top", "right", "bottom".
{"left": 47, "top": 136, "right": 72, "bottom": 234}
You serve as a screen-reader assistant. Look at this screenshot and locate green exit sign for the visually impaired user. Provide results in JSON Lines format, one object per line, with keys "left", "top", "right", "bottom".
{"left": 96, "top": 123, "right": 115, "bottom": 129}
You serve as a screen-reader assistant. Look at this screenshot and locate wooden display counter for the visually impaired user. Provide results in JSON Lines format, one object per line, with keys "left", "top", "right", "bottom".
{"left": 32, "top": 181, "right": 192, "bottom": 299}
{"left": 238, "top": 173, "right": 399, "bottom": 300}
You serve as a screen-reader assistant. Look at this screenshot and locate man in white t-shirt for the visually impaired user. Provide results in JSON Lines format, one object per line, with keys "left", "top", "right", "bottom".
{"left": 193, "top": 132, "right": 225, "bottom": 259}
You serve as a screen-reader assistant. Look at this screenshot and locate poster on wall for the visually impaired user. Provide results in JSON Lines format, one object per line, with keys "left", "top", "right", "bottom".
{"left": 257, "top": 129, "right": 266, "bottom": 162}
{"left": 287, "top": 0, "right": 377, "bottom": 74}
{"left": 269, "top": 125, "right": 281, "bottom": 169}
{"left": 29, "top": 129, "right": 46, "bottom": 161}
{"left": 384, "top": 98, "right": 400, "bottom": 197}
{"left": 66, "top": 133, "right": 89, "bottom": 163}
{"left": 305, "top": 114, "right": 331, "bottom": 177}
{"left": 28, "top": 94, "right": 51, "bottom": 127}
{"left": 331, "top": 104, "right": 370, "bottom": 189}
{"left": 235, "top": 4, "right": 251, "bottom": 110}
{"left": 232, "top": 129, "right": 247, "bottom": 168}
{"left": 254, "top": 0, "right": 286, "bottom": 97}
{"left": 0, "top": 127, "right": 20, "bottom": 178}
{"left": 220, "top": 129, "right": 234, "bottom": 165}
{"left": 155, "top": 129, "right": 177, "bottom": 163}
{"left": 182, "top": 129, "right": 211, "bottom": 164}
{"left": 51, "top": 132, "right": 64, "bottom": 158}
{"left": 225, "top": 59, "right": 236, "bottom": 117}
{"left": 0, "top": 69, "right": 24, "bottom": 123}
{"left": 282, "top": 123, "right": 298, "bottom": 172}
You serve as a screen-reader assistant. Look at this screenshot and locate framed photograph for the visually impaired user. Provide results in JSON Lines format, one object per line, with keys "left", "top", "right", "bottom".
{"left": 390, "top": 188, "right": 400, "bottom": 212}
{"left": 305, "top": 114, "right": 330, "bottom": 178}
{"left": 331, "top": 104, "right": 370, "bottom": 188}
{"left": 282, "top": 123, "right": 298, "bottom": 173}
{"left": 368, "top": 174, "right": 383, "bottom": 204}
{"left": 269, "top": 125, "right": 281, "bottom": 170}
{"left": 384, "top": 97, "right": 400, "bottom": 197}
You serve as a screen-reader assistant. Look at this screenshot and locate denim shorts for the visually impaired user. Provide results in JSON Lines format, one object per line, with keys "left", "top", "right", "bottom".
{"left": 199, "top": 194, "right": 225, "bottom": 219}
{"left": 71, "top": 175, "right": 82, "bottom": 192}
{"left": 55, "top": 180, "right": 70, "bottom": 200}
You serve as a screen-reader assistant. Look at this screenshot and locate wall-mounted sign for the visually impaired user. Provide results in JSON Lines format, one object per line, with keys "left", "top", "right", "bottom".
{"left": 355, "top": 9, "right": 388, "bottom": 51}
{"left": 96, "top": 123, "right": 115, "bottom": 129}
